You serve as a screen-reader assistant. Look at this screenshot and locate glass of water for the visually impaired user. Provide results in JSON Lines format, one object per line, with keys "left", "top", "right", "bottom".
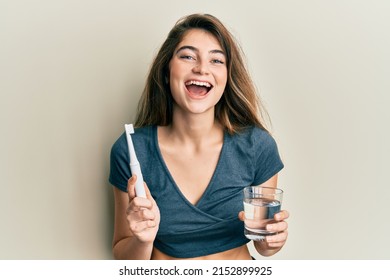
{"left": 243, "top": 186, "right": 283, "bottom": 241}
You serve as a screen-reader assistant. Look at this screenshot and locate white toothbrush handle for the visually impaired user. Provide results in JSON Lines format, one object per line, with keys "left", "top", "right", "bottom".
{"left": 130, "top": 163, "right": 146, "bottom": 198}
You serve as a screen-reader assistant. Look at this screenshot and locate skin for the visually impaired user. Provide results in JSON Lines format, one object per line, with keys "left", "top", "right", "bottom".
{"left": 112, "top": 29, "right": 289, "bottom": 260}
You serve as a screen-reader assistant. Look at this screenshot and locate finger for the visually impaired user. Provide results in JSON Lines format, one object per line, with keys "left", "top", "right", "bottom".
{"left": 143, "top": 182, "right": 160, "bottom": 209}
{"left": 274, "top": 210, "right": 289, "bottom": 221}
{"left": 140, "top": 208, "right": 155, "bottom": 220}
{"left": 130, "top": 220, "right": 157, "bottom": 234}
{"left": 127, "top": 175, "right": 137, "bottom": 200}
{"left": 126, "top": 207, "right": 155, "bottom": 223}
{"left": 266, "top": 241, "right": 286, "bottom": 248}
{"left": 266, "top": 221, "right": 288, "bottom": 232}
{"left": 143, "top": 182, "right": 155, "bottom": 201}
{"left": 266, "top": 230, "right": 288, "bottom": 246}
{"left": 128, "top": 196, "right": 153, "bottom": 210}
{"left": 238, "top": 211, "right": 245, "bottom": 221}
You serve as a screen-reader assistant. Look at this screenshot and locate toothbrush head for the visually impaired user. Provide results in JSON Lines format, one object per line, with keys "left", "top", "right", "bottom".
{"left": 125, "top": 124, "right": 134, "bottom": 134}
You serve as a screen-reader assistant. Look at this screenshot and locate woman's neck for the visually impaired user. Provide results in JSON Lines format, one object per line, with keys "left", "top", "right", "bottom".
{"left": 165, "top": 109, "right": 223, "bottom": 149}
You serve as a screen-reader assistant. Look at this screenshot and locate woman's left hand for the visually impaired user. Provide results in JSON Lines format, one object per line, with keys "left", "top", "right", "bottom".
{"left": 238, "top": 210, "right": 289, "bottom": 256}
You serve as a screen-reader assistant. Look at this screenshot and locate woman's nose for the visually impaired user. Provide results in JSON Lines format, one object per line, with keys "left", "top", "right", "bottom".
{"left": 192, "top": 60, "right": 209, "bottom": 75}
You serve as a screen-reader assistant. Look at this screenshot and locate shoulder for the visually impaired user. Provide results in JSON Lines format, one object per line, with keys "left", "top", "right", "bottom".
{"left": 132, "top": 125, "right": 155, "bottom": 141}
{"left": 111, "top": 132, "right": 127, "bottom": 158}
{"left": 222, "top": 126, "right": 283, "bottom": 185}
{"left": 132, "top": 126, "right": 155, "bottom": 148}
{"left": 230, "top": 126, "right": 277, "bottom": 148}
{"left": 111, "top": 125, "right": 155, "bottom": 156}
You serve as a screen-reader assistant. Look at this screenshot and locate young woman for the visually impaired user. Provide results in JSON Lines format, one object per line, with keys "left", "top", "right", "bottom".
{"left": 109, "top": 14, "right": 289, "bottom": 260}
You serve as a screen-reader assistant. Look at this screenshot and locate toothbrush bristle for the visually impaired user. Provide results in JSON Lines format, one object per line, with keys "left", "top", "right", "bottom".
{"left": 125, "top": 124, "right": 134, "bottom": 134}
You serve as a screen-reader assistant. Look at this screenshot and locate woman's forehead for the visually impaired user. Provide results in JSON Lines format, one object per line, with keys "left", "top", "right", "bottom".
{"left": 176, "top": 29, "right": 223, "bottom": 51}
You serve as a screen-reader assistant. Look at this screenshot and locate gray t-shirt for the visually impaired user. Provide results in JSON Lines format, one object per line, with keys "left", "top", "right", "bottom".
{"left": 109, "top": 125, "right": 284, "bottom": 258}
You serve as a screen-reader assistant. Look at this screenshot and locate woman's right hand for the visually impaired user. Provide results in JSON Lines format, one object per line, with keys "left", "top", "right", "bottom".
{"left": 126, "top": 175, "right": 160, "bottom": 243}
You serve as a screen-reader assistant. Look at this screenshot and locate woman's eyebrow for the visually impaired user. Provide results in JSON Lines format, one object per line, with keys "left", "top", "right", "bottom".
{"left": 175, "top": 45, "right": 225, "bottom": 56}
{"left": 175, "top": 45, "right": 197, "bottom": 53}
{"left": 209, "top": 49, "right": 225, "bottom": 56}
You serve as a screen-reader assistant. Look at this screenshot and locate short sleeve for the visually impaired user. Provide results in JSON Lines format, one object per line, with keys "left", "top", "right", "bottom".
{"left": 109, "top": 133, "right": 130, "bottom": 192}
{"left": 253, "top": 131, "right": 284, "bottom": 185}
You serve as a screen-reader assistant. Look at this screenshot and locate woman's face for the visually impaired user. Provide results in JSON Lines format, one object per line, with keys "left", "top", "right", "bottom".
{"left": 168, "top": 29, "right": 228, "bottom": 116}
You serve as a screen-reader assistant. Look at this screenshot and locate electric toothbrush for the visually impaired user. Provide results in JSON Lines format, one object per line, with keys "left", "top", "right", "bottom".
{"left": 124, "top": 124, "right": 147, "bottom": 198}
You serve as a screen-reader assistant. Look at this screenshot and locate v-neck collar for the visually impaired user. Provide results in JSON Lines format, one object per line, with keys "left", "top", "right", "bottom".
{"left": 153, "top": 125, "right": 227, "bottom": 208}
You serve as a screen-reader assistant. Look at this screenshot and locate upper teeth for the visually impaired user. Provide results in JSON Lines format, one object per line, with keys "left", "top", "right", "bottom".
{"left": 185, "top": 80, "right": 212, "bottom": 88}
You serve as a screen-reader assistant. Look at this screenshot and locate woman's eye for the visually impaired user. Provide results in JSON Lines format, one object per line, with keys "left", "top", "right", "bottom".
{"left": 211, "top": 59, "right": 224, "bottom": 64}
{"left": 180, "top": 55, "right": 195, "bottom": 60}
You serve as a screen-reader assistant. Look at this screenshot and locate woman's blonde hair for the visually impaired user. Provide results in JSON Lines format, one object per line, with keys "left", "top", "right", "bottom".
{"left": 135, "top": 13, "right": 269, "bottom": 134}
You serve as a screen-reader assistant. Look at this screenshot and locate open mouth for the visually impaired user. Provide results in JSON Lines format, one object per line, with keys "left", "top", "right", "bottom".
{"left": 185, "top": 80, "right": 213, "bottom": 97}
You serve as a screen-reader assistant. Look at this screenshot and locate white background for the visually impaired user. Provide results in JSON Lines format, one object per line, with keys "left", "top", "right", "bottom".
{"left": 1, "top": 0, "right": 389, "bottom": 259}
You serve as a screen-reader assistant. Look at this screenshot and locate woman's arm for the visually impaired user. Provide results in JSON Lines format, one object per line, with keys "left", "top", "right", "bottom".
{"left": 112, "top": 176, "right": 160, "bottom": 259}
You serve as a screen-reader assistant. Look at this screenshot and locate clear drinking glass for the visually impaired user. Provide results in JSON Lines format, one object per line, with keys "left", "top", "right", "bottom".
{"left": 243, "top": 186, "right": 283, "bottom": 241}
